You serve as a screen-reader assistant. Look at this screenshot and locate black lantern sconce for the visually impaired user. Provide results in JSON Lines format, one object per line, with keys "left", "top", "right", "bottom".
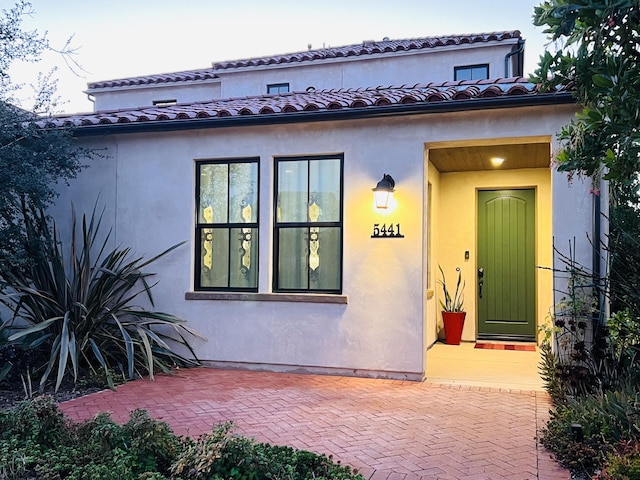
{"left": 372, "top": 174, "right": 395, "bottom": 209}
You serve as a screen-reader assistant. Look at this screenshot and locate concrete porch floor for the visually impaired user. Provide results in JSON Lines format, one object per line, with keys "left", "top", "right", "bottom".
{"left": 425, "top": 341, "right": 545, "bottom": 391}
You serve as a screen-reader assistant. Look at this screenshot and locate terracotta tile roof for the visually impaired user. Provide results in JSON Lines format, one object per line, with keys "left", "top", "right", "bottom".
{"left": 212, "top": 31, "right": 522, "bottom": 70}
{"left": 87, "top": 31, "right": 521, "bottom": 90}
{"left": 88, "top": 68, "right": 218, "bottom": 90}
{"left": 45, "top": 78, "right": 571, "bottom": 132}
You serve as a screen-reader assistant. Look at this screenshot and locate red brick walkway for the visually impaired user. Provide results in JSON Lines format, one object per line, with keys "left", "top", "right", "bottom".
{"left": 59, "top": 368, "right": 569, "bottom": 479}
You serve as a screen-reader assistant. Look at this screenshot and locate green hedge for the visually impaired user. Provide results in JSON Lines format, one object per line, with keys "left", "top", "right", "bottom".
{"left": 0, "top": 396, "right": 364, "bottom": 480}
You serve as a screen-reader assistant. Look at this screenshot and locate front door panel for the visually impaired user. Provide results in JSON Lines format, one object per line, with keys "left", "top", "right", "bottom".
{"left": 477, "top": 189, "right": 536, "bottom": 340}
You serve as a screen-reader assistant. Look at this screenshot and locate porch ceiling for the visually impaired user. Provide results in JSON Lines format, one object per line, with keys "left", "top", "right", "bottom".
{"left": 429, "top": 143, "right": 551, "bottom": 173}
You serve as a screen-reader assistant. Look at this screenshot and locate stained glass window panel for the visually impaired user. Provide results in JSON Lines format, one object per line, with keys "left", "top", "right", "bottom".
{"left": 198, "top": 163, "right": 228, "bottom": 224}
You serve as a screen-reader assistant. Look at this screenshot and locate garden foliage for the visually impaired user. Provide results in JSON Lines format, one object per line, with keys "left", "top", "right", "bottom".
{"left": 533, "top": 2, "right": 640, "bottom": 477}
{"left": 1, "top": 1, "right": 87, "bottom": 276}
{"left": 0, "top": 397, "right": 365, "bottom": 480}
{"left": 539, "top": 246, "right": 640, "bottom": 477}
{"left": 532, "top": 0, "right": 640, "bottom": 184}
{"left": 0, "top": 205, "right": 203, "bottom": 392}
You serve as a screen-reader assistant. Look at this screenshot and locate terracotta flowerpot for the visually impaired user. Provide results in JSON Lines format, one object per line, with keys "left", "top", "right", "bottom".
{"left": 442, "top": 311, "right": 466, "bottom": 345}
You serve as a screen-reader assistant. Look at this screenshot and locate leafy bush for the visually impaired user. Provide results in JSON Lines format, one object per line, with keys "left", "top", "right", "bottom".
{"left": 171, "top": 422, "right": 364, "bottom": 480}
{"left": 539, "top": 341, "right": 565, "bottom": 404}
{"left": 1, "top": 396, "right": 180, "bottom": 480}
{"left": 253, "top": 444, "right": 362, "bottom": 480}
{"left": 0, "top": 205, "right": 203, "bottom": 392}
{"left": 171, "top": 422, "right": 257, "bottom": 480}
{"left": 0, "top": 395, "right": 69, "bottom": 446}
{"left": 0, "top": 324, "right": 46, "bottom": 386}
{"left": 540, "top": 245, "right": 640, "bottom": 403}
{"left": 0, "top": 398, "right": 364, "bottom": 480}
{"left": 598, "top": 440, "right": 640, "bottom": 480}
{"left": 540, "top": 385, "right": 640, "bottom": 477}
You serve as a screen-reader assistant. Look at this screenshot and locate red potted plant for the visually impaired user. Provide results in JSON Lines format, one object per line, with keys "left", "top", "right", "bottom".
{"left": 438, "top": 265, "right": 466, "bottom": 345}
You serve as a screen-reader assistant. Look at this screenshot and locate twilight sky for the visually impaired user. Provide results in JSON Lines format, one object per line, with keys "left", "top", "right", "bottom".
{"left": 6, "top": 0, "right": 555, "bottom": 114}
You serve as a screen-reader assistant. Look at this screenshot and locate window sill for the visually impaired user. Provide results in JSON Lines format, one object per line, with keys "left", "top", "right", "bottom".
{"left": 185, "top": 292, "right": 348, "bottom": 304}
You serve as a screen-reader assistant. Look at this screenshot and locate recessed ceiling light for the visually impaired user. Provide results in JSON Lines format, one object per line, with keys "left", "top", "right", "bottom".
{"left": 491, "top": 157, "right": 505, "bottom": 167}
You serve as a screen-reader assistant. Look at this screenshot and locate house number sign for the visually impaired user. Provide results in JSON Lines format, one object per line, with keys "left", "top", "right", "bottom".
{"left": 371, "top": 223, "right": 405, "bottom": 238}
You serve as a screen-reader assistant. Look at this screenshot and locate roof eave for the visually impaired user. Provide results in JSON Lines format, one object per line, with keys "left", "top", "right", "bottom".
{"left": 70, "top": 92, "right": 575, "bottom": 137}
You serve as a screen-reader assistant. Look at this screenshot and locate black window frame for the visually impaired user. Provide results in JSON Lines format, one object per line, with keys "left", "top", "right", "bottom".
{"left": 273, "top": 154, "right": 344, "bottom": 294}
{"left": 267, "top": 83, "right": 290, "bottom": 94}
{"left": 194, "top": 157, "right": 260, "bottom": 292}
{"left": 454, "top": 64, "right": 490, "bottom": 81}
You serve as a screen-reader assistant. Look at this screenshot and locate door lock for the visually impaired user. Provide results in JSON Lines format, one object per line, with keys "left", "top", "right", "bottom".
{"left": 478, "top": 267, "right": 484, "bottom": 299}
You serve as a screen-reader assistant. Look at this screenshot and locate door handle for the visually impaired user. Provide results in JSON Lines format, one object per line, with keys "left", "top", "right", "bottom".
{"left": 478, "top": 267, "right": 484, "bottom": 299}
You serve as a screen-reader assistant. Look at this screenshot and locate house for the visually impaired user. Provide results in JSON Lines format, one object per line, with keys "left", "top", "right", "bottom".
{"left": 45, "top": 31, "right": 600, "bottom": 381}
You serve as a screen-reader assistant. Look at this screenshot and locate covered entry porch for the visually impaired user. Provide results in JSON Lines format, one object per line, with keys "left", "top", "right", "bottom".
{"left": 425, "top": 136, "right": 554, "bottom": 348}
{"left": 423, "top": 136, "right": 553, "bottom": 388}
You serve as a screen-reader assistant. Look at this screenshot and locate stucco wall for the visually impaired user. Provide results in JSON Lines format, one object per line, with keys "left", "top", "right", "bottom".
{"left": 219, "top": 43, "right": 516, "bottom": 99}
{"left": 52, "top": 103, "right": 581, "bottom": 379}
{"left": 90, "top": 42, "right": 516, "bottom": 111}
{"left": 424, "top": 161, "right": 441, "bottom": 349}
{"left": 551, "top": 168, "right": 600, "bottom": 316}
{"left": 92, "top": 81, "right": 222, "bottom": 112}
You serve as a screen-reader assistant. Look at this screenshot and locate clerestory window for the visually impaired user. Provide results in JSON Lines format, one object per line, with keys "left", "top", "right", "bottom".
{"left": 273, "top": 155, "right": 343, "bottom": 293}
{"left": 195, "top": 158, "right": 259, "bottom": 291}
{"left": 454, "top": 64, "right": 489, "bottom": 81}
{"left": 267, "top": 83, "right": 290, "bottom": 94}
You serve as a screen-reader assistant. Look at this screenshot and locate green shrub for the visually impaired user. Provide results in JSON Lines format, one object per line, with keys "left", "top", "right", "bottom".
{"left": 1, "top": 204, "right": 204, "bottom": 392}
{"left": 122, "top": 409, "right": 182, "bottom": 473}
{"left": 1, "top": 399, "right": 362, "bottom": 480}
{"left": 0, "top": 398, "right": 179, "bottom": 479}
{"left": 171, "top": 421, "right": 364, "bottom": 480}
{"left": 252, "top": 443, "right": 363, "bottom": 480}
{"left": 539, "top": 257, "right": 640, "bottom": 477}
{"left": 599, "top": 440, "right": 640, "bottom": 479}
{"left": 171, "top": 422, "right": 262, "bottom": 480}
{"left": 540, "top": 385, "right": 640, "bottom": 477}
{"left": 0, "top": 395, "right": 69, "bottom": 446}
{"left": 539, "top": 341, "right": 565, "bottom": 404}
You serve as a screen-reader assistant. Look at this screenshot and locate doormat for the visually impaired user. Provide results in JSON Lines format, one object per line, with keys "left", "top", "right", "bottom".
{"left": 474, "top": 343, "right": 536, "bottom": 351}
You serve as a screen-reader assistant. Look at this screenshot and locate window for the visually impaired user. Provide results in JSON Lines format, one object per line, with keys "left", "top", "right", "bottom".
{"left": 152, "top": 99, "right": 177, "bottom": 106}
{"left": 454, "top": 64, "right": 489, "bottom": 81}
{"left": 274, "top": 155, "right": 343, "bottom": 293}
{"left": 195, "top": 158, "right": 259, "bottom": 291}
{"left": 267, "top": 83, "right": 290, "bottom": 94}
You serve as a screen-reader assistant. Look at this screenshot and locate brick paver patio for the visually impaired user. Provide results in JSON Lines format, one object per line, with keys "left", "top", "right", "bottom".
{"left": 59, "top": 367, "right": 569, "bottom": 479}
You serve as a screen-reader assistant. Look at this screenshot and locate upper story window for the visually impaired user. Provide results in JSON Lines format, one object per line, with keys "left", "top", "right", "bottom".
{"left": 152, "top": 99, "right": 177, "bottom": 106}
{"left": 274, "top": 155, "right": 343, "bottom": 294}
{"left": 454, "top": 64, "right": 489, "bottom": 81}
{"left": 267, "top": 83, "right": 290, "bottom": 94}
{"left": 195, "top": 158, "right": 259, "bottom": 291}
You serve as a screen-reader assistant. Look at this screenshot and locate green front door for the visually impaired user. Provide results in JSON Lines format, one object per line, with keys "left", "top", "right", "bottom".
{"left": 477, "top": 189, "right": 536, "bottom": 341}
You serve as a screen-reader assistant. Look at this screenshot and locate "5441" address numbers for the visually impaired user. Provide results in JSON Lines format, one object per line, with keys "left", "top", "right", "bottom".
{"left": 371, "top": 223, "right": 404, "bottom": 238}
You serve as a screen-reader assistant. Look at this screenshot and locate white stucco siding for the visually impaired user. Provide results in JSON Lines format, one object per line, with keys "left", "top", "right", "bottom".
{"left": 89, "top": 42, "right": 516, "bottom": 111}
{"left": 52, "top": 103, "right": 582, "bottom": 379}
{"left": 551, "top": 158, "right": 601, "bottom": 309}
{"left": 552, "top": 172, "right": 595, "bottom": 266}
{"left": 52, "top": 120, "right": 425, "bottom": 377}
{"left": 50, "top": 136, "right": 119, "bottom": 249}
{"left": 218, "top": 44, "right": 514, "bottom": 98}
{"left": 221, "top": 44, "right": 515, "bottom": 98}
{"left": 91, "top": 81, "right": 222, "bottom": 111}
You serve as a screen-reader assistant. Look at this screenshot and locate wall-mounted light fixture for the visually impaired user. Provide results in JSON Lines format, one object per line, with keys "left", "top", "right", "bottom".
{"left": 372, "top": 174, "right": 395, "bottom": 209}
